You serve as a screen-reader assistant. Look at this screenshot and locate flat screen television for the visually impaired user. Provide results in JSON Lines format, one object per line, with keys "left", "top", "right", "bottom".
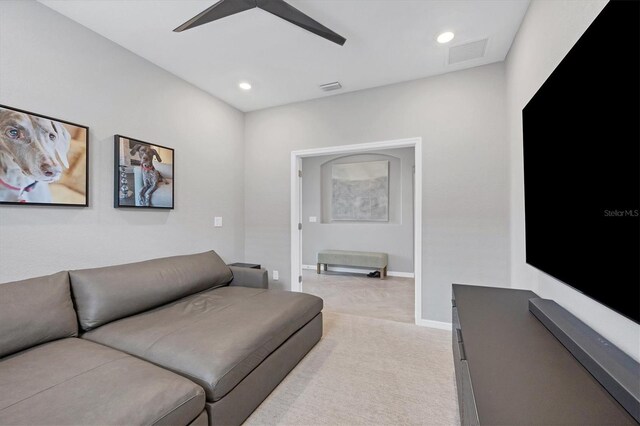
{"left": 522, "top": 0, "right": 639, "bottom": 324}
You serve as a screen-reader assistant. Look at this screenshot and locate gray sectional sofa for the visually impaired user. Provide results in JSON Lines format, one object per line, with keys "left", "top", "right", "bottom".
{"left": 0, "top": 251, "right": 323, "bottom": 425}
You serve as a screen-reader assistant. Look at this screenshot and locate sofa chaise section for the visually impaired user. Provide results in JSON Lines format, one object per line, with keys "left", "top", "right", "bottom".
{"left": 81, "top": 286, "right": 322, "bottom": 400}
{"left": 0, "top": 272, "right": 206, "bottom": 426}
{"left": 69, "top": 251, "right": 323, "bottom": 425}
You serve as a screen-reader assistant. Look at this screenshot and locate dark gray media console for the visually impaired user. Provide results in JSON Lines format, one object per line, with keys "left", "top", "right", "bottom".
{"left": 452, "top": 284, "right": 638, "bottom": 425}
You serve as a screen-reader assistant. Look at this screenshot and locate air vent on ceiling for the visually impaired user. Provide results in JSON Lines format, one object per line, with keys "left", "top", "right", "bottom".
{"left": 319, "top": 81, "right": 342, "bottom": 92}
{"left": 448, "top": 39, "right": 488, "bottom": 65}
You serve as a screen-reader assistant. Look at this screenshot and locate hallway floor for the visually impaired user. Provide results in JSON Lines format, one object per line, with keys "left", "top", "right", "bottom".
{"left": 301, "top": 269, "right": 415, "bottom": 324}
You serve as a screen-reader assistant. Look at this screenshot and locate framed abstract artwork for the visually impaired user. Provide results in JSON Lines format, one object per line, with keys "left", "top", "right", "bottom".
{"left": 331, "top": 160, "right": 389, "bottom": 221}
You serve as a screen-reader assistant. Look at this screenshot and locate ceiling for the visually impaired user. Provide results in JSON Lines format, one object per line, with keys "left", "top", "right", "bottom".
{"left": 40, "top": 0, "right": 530, "bottom": 112}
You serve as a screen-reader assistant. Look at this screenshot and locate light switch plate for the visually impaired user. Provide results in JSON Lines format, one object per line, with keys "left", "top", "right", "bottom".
{"left": 309, "top": 216, "right": 317, "bottom": 223}
{"left": 273, "top": 270, "right": 279, "bottom": 280}
{"left": 214, "top": 217, "right": 222, "bottom": 227}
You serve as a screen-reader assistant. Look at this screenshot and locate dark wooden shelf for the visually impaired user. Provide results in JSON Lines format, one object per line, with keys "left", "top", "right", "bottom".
{"left": 452, "top": 284, "right": 637, "bottom": 425}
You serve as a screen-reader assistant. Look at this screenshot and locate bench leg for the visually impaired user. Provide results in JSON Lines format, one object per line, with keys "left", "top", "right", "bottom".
{"left": 323, "top": 264, "right": 328, "bottom": 272}
{"left": 317, "top": 263, "right": 321, "bottom": 274}
{"left": 379, "top": 266, "right": 387, "bottom": 279}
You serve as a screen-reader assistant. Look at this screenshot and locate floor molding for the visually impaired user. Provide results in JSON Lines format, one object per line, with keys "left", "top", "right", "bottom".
{"left": 302, "top": 264, "right": 414, "bottom": 278}
{"left": 416, "top": 319, "right": 452, "bottom": 330}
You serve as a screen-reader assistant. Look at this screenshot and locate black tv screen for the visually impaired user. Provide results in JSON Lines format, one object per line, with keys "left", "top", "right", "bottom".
{"left": 522, "top": 0, "right": 639, "bottom": 324}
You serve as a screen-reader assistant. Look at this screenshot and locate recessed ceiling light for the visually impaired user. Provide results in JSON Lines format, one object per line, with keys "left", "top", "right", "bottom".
{"left": 239, "top": 82, "right": 252, "bottom": 90}
{"left": 437, "top": 31, "right": 455, "bottom": 44}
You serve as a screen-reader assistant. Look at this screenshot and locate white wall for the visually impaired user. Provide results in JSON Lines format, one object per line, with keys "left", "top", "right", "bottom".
{"left": 0, "top": 1, "right": 245, "bottom": 282}
{"left": 505, "top": 0, "right": 640, "bottom": 361}
{"left": 301, "top": 148, "right": 414, "bottom": 273}
{"left": 245, "top": 63, "right": 510, "bottom": 323}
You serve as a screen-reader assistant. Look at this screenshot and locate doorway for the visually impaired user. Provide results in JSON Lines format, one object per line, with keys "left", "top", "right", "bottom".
{"left": 290, "top": 137, "right": 423, "bottom": 325}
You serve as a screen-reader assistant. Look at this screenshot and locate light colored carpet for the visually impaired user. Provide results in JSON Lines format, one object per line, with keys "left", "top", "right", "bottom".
{"left": 301, "top": 270, "right": 415, "bottom": 324}
{"left": 245, "top": 311, "right": 459, "bottom": 426}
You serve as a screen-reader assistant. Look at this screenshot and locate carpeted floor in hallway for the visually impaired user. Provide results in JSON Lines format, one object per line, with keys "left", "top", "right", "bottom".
{"left": 300, "top": 269, "right": 415, "bottom": 324}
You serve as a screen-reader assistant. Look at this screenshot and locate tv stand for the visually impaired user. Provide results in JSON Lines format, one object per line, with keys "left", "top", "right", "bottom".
{"left": 452, "top": 284, "right": 638, "bottom": 425}
{"left": 529, "top": 298, "right": 640, "bottom": 423}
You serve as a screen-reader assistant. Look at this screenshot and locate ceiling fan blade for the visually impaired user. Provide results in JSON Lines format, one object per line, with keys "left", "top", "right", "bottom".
{"left": 256, "top": 0, "right": 346, "bottom": 46}
{"left": 174, "top": 0, "right": 257, "bottom": 32}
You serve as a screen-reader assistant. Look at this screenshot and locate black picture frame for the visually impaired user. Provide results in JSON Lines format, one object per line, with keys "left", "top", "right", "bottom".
{"left": 0, "top": 104, "right": 89, "bottom": 207}
{"left": 114, "top": 134, "right": 175, "bottom": 210}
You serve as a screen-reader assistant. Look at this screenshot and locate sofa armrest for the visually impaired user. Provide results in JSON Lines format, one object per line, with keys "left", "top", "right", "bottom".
{"left": 229, "top": 266, "right": 268, "bottom": 289}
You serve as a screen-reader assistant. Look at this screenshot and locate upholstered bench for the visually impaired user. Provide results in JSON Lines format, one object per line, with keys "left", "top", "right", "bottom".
{"left": 317, "top": 250, "right": 388, "bottom": 279}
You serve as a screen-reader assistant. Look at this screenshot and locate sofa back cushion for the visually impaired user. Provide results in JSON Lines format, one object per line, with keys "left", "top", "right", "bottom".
{"left": 69, "top": 251, "right": 233, "bottom": 331}
{"left": 0, "top": 272, "right": 77, "bottom": 358}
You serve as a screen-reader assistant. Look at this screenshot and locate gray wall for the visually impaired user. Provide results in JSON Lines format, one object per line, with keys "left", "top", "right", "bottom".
{"left": 505, "top": 0, "right": 640, "bottom": 361}
{"left": 245, "top": 63, "right": 509, "bottom": 323}
{"left": 301, "top": 148, "right": 414, "bottom": 273}
{"left": 0, "top": 1, "right": 245, "bottom": 282}
{"left": 7, "top": 2, "right": 628, "bottom": 359}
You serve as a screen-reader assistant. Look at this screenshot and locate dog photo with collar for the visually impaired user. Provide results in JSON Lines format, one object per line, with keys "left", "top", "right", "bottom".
{"left": 0, "top": 104, "right": 88, "bottom": 206}
{"left": 114, "top": 135, "right": 174, "bottom": 209}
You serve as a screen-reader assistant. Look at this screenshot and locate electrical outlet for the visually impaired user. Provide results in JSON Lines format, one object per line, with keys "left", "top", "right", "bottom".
{"left": 214, "top": 217, "right": 222, "bottom": 227}
{"left": 273, "top": 270, "right": 279, "bottom": 281}
{"left": 309, "top": 216, "right": 317, "bottom": 223}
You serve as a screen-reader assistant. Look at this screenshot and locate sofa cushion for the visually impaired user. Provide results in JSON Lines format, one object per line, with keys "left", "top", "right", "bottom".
{"left": 0, "top": 272, "right": 77, "bottom": 358}
{"left": 0, "top": 338, "right": 205, "bottom": 425}
{"left": 70, "top": 251, "right": 233, "bottom": 331}
{"left": 82, "top": 286, "right": 323, "bottom": 401}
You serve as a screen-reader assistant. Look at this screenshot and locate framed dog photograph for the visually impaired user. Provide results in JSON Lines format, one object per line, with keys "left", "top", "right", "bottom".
{"left": 114, "top": 135, "right": 174, "bottom": 209}
{"left": 0, "top": 104, "right": 89, "bottom": 206}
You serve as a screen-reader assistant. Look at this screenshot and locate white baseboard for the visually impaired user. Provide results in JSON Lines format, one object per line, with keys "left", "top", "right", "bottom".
{"left": 301, "top": 264, "right": 414, "bottom": 278}
{"left": 416, "top": 319, "right": 452, "bottom": 330}
{"left": 387, "top": 271, "right": 415, "bottom": 278}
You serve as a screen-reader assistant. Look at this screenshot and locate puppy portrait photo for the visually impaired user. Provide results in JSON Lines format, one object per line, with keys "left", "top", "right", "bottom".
{"left": 114, "top": 135, "right": 174, "bottom": 209}
{"left": 0, "top": 104, "right": 88, "bottom": 206}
